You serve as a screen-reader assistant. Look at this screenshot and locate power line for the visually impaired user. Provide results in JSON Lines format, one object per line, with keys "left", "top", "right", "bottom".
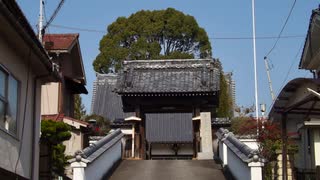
{"left": 50, "top": 23, "right": 306, "bottom": 40}
{"left": 210, "top": 35, "right": 304, "bottom": 40}
{"left": 279, "top": 42, "right": 304, "bottom": 91}
{"left": 42, "top": 0, "right": 65, "bottom": 32}
{"left": 265, "top": 0, "right": 297, "bottom": 57}
{"left": 51, "top": 24, "right": 106, "bottom": 33}
{"left": 267, "top": 42, "right": 304, "bottom": 112}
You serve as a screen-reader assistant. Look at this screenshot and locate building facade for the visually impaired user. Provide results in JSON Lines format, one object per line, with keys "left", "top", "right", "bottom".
{"left": 92, "top": 59, "right": 223, "bottom": 159}
{"left": 269, "top": 7, "right": 320, "bottom": 179}
{"left": 39, "top": 34, "right": 89, "bottom": 178}
{"left": 224, "top": 72, "right": 236, "bottom": 117}
{"left": 0, "top": 1, "right": 59, "bottom": 179}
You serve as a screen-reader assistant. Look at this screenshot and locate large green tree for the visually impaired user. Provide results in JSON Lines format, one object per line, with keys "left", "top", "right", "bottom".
{"left": 93, "top": 8, "right": 212, "bottom": 73}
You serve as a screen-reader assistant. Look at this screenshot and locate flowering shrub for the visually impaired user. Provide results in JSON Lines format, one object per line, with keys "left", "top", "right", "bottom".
{"left": 233, "top": 117, "right": 297, "bottom": 161}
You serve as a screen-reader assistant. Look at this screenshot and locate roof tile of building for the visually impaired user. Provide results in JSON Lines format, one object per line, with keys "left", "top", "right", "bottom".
{"left": 116, "top": 59, "right": 220, "bottom": 94}
{"left": 299, "top": 8, "right": 320, "bottom": 69}
{"left": 42, "top": 114, "right": 89, "bottom": 126}
{"left": 43, "top": 33, "right": 79, "bottom": 51}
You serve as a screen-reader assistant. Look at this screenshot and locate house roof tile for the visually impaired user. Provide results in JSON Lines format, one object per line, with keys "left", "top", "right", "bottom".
{"left": 43, "top": 34, "right": 79, "bottom": 51}
{"left": 116, "top": 59, "right": 220, "bottom": 94}
{"left": 42, "top": 114, "right": 89, "bottom": 126}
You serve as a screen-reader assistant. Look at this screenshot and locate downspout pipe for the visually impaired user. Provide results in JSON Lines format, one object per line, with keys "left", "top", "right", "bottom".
{"left": 31, "top": 73, "right": 57, "bottom": 179}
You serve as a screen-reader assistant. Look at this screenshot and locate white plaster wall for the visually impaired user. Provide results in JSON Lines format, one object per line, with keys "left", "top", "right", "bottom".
{"left": 313, "top": 129, "right": 320, "bottom": 166}
{"left": 120, "top": 129, "right": 133, "bottom": 135}
{"left": 218, "top": 141, "right": 224, "bottom": 162}
{"left": 227, "top": 148, "right": 251, "bottom": 180}
{"left": 41, "top": 82, "right": 59, "bottom": 115}
{"left": 85, "top": 141, "right": 122, "bottom": 180}
{"left": 63, "top": 130, "right": 82, "bottom": 156}
{"left": 0, "top": 35, "right": 38, "bottom": 179}
{"left": 240, "top": 139, "right": 259, "bottom": 150}
{"left": 199, "top": 112, "right": 213, "bottom": 153}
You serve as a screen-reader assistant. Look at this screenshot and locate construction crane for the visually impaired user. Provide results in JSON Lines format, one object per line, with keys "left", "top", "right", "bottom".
{"left": 38, "top": 0, "right": 65, "bottom": 41}
{"left": 264, "top": 56, "right": 276, "bottom": 102}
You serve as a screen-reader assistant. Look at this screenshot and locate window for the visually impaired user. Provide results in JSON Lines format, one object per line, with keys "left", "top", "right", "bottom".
{"left": 0, "top": 66, "right": 19, "bottom": 135}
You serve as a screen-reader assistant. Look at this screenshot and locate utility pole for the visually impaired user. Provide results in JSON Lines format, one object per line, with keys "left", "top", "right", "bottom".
{"left": 264, "top": 57, "right": 276, "bottom": 102}
{"left": 251, "top": 0, "right": 259, "bottom": 136}
{"left": 38, "top": 0, "right": 44, "bottom": 41}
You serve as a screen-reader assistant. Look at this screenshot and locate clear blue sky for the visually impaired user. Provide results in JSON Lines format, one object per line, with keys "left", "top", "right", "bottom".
{"left": 17, "top": 0, "right": 319, "bottom": 115}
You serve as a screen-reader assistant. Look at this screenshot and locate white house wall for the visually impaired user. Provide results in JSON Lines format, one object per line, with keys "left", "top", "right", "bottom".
{"left": 84, "top": 141, "right": 122, "bottom": 180}
{"left": 0, "top": 36, "right": 40, "bottom": 179}
{"left": 239, "top": 139, "right": 259, "bottom": 150}
{"left": 41, "top": 82, "right": 59, "bottom": 115}
{"left": 63, "top": 130, "right": 83, "bottom": 156}
{"left": 227, "top": 147, "right": 251, "bottom": 180}
{"left": 313, "top": 129, "right": 320, "bottom": 166}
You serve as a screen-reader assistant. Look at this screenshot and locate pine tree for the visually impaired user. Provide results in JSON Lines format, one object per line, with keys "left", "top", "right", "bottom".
{"left": 41, "top": 120, "right": 71, "bottom": 177}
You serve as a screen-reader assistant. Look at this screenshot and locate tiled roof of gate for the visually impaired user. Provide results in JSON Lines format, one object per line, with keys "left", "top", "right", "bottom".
{"left": 116, "top": 59, "right": 220, "bottom": 94}
{"left": 91, "top": 73, "right": 134, "bottom": 121}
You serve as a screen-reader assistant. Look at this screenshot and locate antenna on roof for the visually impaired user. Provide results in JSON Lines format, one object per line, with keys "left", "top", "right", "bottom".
{"left": 38, "top": 0, "right": 44, "bottom": 41}
{"left": 38, "top": 0, "right": 66, "bottom": 41}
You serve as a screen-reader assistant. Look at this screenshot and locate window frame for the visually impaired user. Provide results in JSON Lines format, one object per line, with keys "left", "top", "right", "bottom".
{"left": 0, "top": 64, "right": 20, "bottom": 139}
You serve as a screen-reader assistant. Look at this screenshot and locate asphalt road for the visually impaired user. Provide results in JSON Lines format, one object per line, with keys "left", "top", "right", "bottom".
{"left": 108, "top": 160, "right": 227, "bottom": 180}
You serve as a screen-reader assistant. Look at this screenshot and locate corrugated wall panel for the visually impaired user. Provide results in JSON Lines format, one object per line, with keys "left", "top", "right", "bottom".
{"left": 146, "top": 113, "right": 193, "bottom": 143}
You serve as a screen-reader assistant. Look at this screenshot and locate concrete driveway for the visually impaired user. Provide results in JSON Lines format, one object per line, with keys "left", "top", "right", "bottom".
{"left": 109, "top": 160, "right": 227, "bottom": 180}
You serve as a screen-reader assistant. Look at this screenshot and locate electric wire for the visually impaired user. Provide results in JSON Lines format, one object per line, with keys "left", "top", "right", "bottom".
{"left": 265, "top": 0, "right": 297, "bottom": 58}
{"left": 42, "top": 0, "right": 65, "bottom": 31}
{"left": 278, "top": 42, "right": 304, "bottom": 93}
{"left": 51, "top": 24, "right": 106, "bottom": 33}
{"left": 267, "top": 42, "right": 304, "bottom": 112}
{"left": 50, "top": 23, "right": 306, "bottom": 40}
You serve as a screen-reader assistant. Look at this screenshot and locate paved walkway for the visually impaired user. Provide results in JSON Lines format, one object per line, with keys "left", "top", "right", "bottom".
{"left": 109, "top": 160, "right": 227, "bottom": 180}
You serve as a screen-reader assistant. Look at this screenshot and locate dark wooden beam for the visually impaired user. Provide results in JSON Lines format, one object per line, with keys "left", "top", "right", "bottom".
{"left": 192, "top": 107, "right": 200, "bottom": 159}
{"left": 135, "top": 106, "right": 146, "bottom": 160}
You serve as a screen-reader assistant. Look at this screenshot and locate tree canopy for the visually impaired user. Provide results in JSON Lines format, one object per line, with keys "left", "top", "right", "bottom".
{"left": 93, "top": 8, "right": 212, "bottom": 73}
{"left": 216, "top": 60, "right": 233, "bottom": 118}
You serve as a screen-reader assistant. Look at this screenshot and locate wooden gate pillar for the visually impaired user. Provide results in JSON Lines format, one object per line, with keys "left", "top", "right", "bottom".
{"left": 192, "top": 107, "right": 201, "bottom": 158}
{"left": 135, "top": 106, "right": 146, "bottom": 159}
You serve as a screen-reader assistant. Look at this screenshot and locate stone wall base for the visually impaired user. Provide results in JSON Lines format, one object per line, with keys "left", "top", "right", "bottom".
{"left": 197, "top": 152, "right": 214, "bottom": 160}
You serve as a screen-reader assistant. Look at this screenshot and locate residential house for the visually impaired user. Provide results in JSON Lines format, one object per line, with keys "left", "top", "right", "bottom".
{"left": 269, "top": 7, "right": 320, "bottom": 179}
{"left": 40, "top": 34, "right": 89, "bottom": 157}
{"left": 0, "top": 0, "right": 59, "bottom": 179}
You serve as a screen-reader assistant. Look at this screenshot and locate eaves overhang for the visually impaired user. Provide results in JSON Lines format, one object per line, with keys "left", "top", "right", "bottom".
{"left": 0, "top": 0, "right": 60, "bottom": 81}
{"left": 269, "top": 78, "right": 320, "bottom": 121}
{"left": 299, "top": 8, "right": 320, "bottom": 70}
